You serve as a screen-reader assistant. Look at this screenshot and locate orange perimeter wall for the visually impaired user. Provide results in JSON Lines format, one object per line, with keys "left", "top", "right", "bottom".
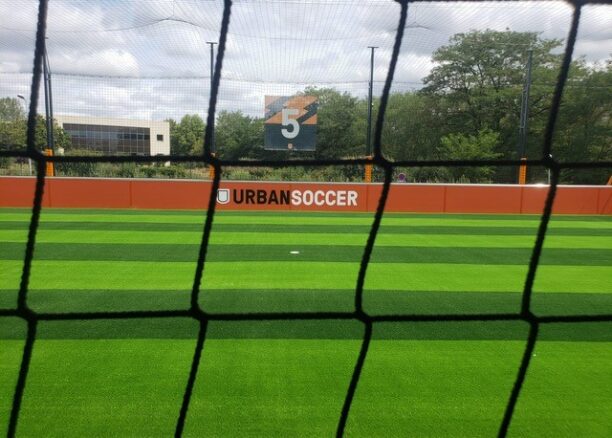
{"left": 0, "top": 177, "right": 610, "bottom": 215}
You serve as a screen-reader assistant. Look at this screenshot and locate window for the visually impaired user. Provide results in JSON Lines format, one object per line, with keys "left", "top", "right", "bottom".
{"left": 157, "top": 134, "right": 164, "bottom": 141}
{"left": 63, "top": 123, "right": 151, "bottom": 155}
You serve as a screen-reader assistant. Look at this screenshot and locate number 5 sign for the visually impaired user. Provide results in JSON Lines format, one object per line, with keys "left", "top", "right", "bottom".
{"left": 264, "top": 95, "right": 317, "bottom": 151}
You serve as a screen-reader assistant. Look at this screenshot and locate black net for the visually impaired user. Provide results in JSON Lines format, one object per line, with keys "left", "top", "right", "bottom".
{"left": 1, "top": 0, "right": 611, "bottom": 436}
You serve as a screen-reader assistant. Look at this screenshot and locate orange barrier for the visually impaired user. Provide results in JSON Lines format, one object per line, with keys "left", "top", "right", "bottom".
{"left": 0, "top": 177, "right": 610, "bottom": 215}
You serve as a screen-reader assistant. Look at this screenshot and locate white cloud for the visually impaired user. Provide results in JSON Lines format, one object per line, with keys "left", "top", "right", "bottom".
{"left": 0, "top": 0, "right": 609, "bottom": 120}
{"left": 55, "top": 49, "right": 140, "bottom": 76}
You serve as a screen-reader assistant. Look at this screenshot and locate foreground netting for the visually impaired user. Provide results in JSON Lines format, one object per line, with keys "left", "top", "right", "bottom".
{"left": 1, "top": 0, "right": 611, "bottom": 436}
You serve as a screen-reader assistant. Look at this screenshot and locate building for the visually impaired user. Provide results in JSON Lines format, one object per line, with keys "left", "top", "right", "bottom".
{"left": 54, "top": 115, "right": 170, "bottom": 156}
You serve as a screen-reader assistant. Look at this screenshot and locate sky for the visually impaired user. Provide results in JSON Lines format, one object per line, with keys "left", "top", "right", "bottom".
{"left": 0, "top": 0, "right": 610, "bottom": 120}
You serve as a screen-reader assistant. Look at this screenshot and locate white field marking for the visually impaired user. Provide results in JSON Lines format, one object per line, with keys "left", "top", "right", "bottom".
{"left": 290, "top": 250, "right": 300, "bottom": 255}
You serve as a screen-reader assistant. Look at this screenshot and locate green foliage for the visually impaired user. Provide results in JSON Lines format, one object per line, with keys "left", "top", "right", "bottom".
{"left": 202, "top": 30, "right": 599, "bottom": 185}
{"left": 56, "top": 149, "right": 101, "bottom": 177}
{"left": 0, "top": 97, "right": 26, "bottom": 150}
{"left": 553, "top": 59, "right": 612, "bottom": 184}
{"left": 304, "top": 87, "right": 364, "bottom": 159}
{"left": 440, "top": 129, "right": 502, "bottom": 182}
{"left": 421, "top": 29, "right": 610, "bottom": 184}
{"left": 116, "top": 163, "right": 138, "bottom": 178}
{"left": 0, "top": 120, "right": 26, "bottom": 150}
{"left": 215, "top": 110, "right": 263, "bottom": 160}
{"left": 423, "top": 30, "right": 563, "bottom": 161}
{"left": 0, "top": 156, "right": 13, "bottom": 172}
{"left": 424, "top": 30, "right": 562, "bottom": 95}
{"left": 26, "top": 115, "right": 72, "bottom": 151}
{"left": 2, "top": 31, "right": 609, "bottom": 185}
{"left": 168, "top": 114, "right": 205, "bottom": 155}
{"left": 0, "top": 97, "right": 26, "bottom": 122}
{"left": 0, "top": 97, "right": 72, "bottom": 152}
{"left": 157, "top": 165, "right": 187, "bottom": 179}
{"left": 141, "top": 166, "right": 159, "bottom": 178}
{"left": 382, "top": 92, "right": 439, "bottom": 161}
{"left": 222, "top": 167, "right": 257, "bottom": 181}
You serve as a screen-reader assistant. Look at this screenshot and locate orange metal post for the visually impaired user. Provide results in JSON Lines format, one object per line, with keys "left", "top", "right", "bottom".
{"left": 209, "top": 153, "right": 216, "bottom": 180}
{"left": 45, "top": 148, "right": 54, "bottom": 177}
{"left": 518, "top": 158, "right": 527, "bottom": 185}
{"left": 364, "top": 156, "right": 373, "bottom": 183}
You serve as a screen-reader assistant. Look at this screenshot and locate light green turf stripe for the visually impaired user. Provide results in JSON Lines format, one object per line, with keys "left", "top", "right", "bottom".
{"left": 1, "top": 229, "right": 610, "bottom": 249}
{"left": 2, "top": 338, "right": 610, "bottom": 437}
{"left": 0, "top": 212, "right": 609, "bottom": 229}
{"left": 1, "top": 260, "right": 609, "bottom": 293}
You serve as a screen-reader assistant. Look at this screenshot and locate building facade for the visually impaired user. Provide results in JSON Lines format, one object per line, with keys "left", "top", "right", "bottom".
{"left": 54, "top": 115, "right": 170, "bottom": 156}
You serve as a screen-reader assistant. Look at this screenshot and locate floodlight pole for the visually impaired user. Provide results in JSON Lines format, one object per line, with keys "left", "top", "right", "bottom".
{"left": 364, "top": 46, "right": 377, "bottom": 183}
{"left": 17, "top": 94, "right": 28, "bottom": 115}
{"left": 43, "top": 38, "right": 54, "bottom": 151}
{"left": 366, "top": 46, "right": 378, "bottom": 157}
{"left": 207, "top": 41, "right": 218, "bottom": 155}
{"left": 17, "top": 95, "right": 32, "bottom": 175}
{"left": 517, "top": 49, "right": 532, "bottom": 184}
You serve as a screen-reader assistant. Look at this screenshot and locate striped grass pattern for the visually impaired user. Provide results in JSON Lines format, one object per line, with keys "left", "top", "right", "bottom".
{"left": 1, "top": 209, "right": 611, "bottom": 436}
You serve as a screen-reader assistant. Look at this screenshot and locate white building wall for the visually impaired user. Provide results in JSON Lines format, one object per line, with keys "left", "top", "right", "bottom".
{"left": 54, "top": 115, "right": 170, "bottom": 155}
{"left": 148, "top": 120, "right": 171, "bottom": 155}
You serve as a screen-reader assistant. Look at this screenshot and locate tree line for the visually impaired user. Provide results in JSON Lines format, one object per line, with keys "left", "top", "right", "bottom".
{"left": 1, "top": 30, "right": 610, "bottom": 184}
{"left": 168, "top": 30, "right": 611, "bottom": 184}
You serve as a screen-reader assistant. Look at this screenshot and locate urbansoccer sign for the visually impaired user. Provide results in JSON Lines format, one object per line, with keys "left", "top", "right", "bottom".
{"left": 216, "top": 188, "right": 358, "bottom": 207}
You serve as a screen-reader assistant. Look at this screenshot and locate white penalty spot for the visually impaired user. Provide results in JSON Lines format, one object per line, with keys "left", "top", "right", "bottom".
{"left": 290, "top": 250, "right": 300, "bottom": 255}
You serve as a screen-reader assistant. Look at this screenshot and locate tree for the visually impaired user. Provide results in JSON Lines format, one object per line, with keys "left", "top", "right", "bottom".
{"left": 440, "top": 129, "right": 501, "bottom": 182}
{"left": 169, "top": 114, "right": 205, "bottom": 155}
{"left": 0, "top": 97, "right": 26, "bottom": 149}
{"left": 381, "top": 92, "right": 439, "bottom": 161}
{"left": 0, "top": 97, "right": 70, "bottom": 151}
{"left": 422, "top": 29, "right": 564, "bottom": 181}
{"left": 552, "top": 59, "right": 612, "bottom": 184}
{"left": 215, "top": 110, "right": 263, "bottom": 160}
{"left": 303, "top": 87, "right": 363, "bottom": 159}
{"left": 0, "top": 97, "right": 26, "bottom": 122}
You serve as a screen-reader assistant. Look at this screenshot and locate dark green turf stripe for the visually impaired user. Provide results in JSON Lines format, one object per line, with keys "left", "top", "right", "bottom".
{"left": 0, "top": 290, "right": 612, "bottom": 324}
{"left": 2, "top": 288, "right": 610, "bottom": 319}
{"left": 1, "top": 221, "right": 609, "bottom": 236}
{"left": 2, "top": 242, "right": 610, "bottom": 265}
{"left": 0, "top": 316, "right": 609, "bottom": 342}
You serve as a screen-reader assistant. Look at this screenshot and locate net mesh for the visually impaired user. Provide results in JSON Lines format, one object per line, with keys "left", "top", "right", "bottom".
{"left": 1, "top": 0, "right": 611, "bottom": 436}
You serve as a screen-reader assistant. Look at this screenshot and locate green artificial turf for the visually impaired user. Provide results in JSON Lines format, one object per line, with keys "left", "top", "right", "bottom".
{"left": 2, "top": 241, "right": 611, "bottom": 265}
{"left": 2, "top": 289, "right": 611, "bottom": 320}
{"left": 2, "top": 260, "right": 609, "bottom": 293}
{"left": 3, "top": 229, "right": 611, "bottom": 248}
{"left": 1, "top": 208, "right": 610, "bottom": 437}
{"left": 2, "top": 333, "right": 610, "bottom": 437}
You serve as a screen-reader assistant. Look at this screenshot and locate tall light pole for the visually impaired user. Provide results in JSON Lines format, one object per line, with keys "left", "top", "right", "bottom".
{"left": 17, "top": 94, "right": 32, "bottom": 175}
{"left": 366, "top": 46, "right": 378, "bottom": 157}
{"left": 206, "top": 41, "right": 218, "bottom": 180}
{"left": 517, "top": 49, "right": 532, "bottom": 185}
{"left": 17, "top": 94, "right": 28, "bottom": 117}
{"left": 207, "top": 41, "right": 217, "bottom": 155}
{"left": 17, "top": 94, "right": 27, "bottom": 110}
{"left": 365, "top": 46, "right": 377, "bottom": 183}
{"left": 43, "top": 37, "right": 54, "bottom": 151}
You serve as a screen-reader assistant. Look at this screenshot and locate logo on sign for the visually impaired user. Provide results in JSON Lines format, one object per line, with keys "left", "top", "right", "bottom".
{"left": 216, "top": 189, "right": 230, "bottom": 204}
